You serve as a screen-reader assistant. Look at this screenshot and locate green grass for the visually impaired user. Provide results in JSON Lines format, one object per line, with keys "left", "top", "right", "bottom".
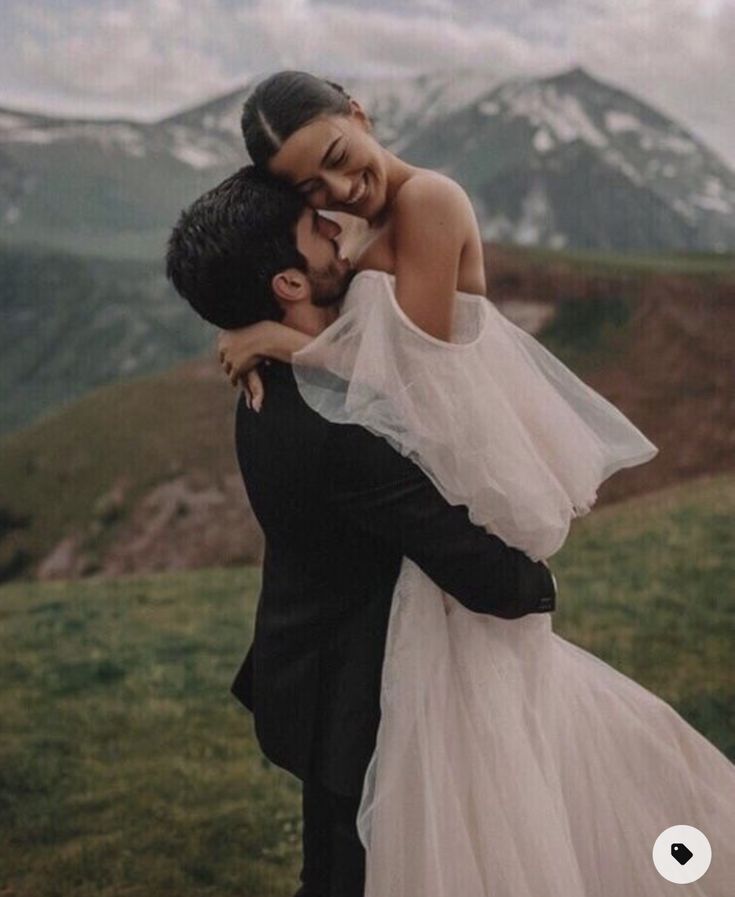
{"left": 0, "top": 566, "right": 303, "bottom": 897}
{"left": 1, "top": 472, "right": 733, "bottom": 895}
{"left": 554, "top": 474, "right": 735, "bottom": 754}
{"left": 495, "top": 242, "right": 735, "bottom": 278}
{"left": 539, "top": 290, "right": 634, "bottom": 372}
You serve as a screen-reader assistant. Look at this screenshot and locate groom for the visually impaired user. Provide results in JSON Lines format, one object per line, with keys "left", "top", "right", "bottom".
{"left": 166, "top": 166, "right": 557, "bottom": 897}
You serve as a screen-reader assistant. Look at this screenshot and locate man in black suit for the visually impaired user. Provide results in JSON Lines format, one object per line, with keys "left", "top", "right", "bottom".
{"left": 167, "top": 166, "right": 556, "bottom": 897}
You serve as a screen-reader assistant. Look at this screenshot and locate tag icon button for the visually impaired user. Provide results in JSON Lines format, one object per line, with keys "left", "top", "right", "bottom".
{"left": 671, "top": 842, "right": 693, "bottom": 865}
{"left": 653, "top": 826, "right": 711, "bottom": 883}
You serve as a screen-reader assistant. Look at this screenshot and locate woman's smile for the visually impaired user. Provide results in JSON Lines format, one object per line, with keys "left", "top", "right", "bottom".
{"left": 343, "top": 171, "right": 369, "bottom": 208}
{"left": 266, "top": 113, "right": 392, "bottom": 222}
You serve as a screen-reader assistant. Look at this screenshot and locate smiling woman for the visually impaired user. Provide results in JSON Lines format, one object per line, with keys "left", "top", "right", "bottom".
{"left": 242, "top": 73, "right": 399, "bottom": 227}
{"left": 234, "top": 69, "right": 487, "bottom": 350}
{"left": 267, "top": 105, "right": 388, "bottom": 221}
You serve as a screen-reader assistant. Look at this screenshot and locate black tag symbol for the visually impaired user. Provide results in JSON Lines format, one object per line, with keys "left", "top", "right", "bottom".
{"left": 671, "top": 843, "right": 693, "bottom": 865}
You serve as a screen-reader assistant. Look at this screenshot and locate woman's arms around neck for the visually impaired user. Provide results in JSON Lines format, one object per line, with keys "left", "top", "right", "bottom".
{"left": 217, "top": 172, "right": 486, "bottom": 401}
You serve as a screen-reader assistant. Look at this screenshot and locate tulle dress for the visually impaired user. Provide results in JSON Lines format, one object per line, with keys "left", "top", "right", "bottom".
{"left": 292, "top": 270, "right": 735, "bottom": 896}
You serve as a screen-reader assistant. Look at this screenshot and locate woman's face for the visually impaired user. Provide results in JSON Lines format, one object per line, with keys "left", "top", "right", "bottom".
{"left": 267, "top": 107, "right": 388, "bottom": 221}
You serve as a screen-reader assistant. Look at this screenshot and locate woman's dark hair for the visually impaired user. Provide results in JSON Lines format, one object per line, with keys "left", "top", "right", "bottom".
{"left": 242, "top": 70, "right": 352, "bottom": 168}
{"left": 166, "top": 165, "right": 306, "bottom": 329}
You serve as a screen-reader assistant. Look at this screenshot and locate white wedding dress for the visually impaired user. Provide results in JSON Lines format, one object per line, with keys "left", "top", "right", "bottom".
{"left": 292, "top": 270, "right": 735, "bottom": 896}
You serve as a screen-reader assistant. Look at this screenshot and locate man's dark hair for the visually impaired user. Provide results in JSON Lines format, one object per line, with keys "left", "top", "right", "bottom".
{"left": 166, "top": 165, "right": 307, "bottom": 329}
{"left": 242, "top": 70, "right": 352, "bottom": 168}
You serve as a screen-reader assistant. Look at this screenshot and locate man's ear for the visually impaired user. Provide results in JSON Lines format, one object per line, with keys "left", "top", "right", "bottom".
{"left": 349, "top": 99, "right": 371, "bottom": 132}
{"left": 271, "top": 268, "right": 309, "bottom": 304}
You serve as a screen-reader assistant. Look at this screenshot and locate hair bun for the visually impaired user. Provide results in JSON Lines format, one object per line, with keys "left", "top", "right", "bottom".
{"left": 325, "top": 79, "right": 351, "bottom": 102}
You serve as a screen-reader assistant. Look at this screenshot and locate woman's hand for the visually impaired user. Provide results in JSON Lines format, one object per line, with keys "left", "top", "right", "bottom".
{"left": 217, "top": 322, "right": 275, "bottom": 412}
{"left": 218, "top": 321, "right": 274, "bottom": 386}
{"left": 217, "top": 321, "right": 315, "bottom": 412}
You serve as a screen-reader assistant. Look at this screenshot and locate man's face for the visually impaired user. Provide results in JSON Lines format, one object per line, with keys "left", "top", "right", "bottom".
{"left": 294, "top": 207, "right": 355, "bottom": 307}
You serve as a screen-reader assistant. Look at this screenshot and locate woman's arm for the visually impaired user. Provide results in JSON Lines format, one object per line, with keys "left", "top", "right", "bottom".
{"left": 392, "top": 175, "right": 472, "bottom": 342}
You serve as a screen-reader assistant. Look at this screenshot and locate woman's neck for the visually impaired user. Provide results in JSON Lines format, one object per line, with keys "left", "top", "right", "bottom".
{"left": 369, "top": 151, "right": 416, "bottom": 227}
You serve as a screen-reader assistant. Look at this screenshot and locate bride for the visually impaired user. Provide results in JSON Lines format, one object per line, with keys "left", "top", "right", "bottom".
{"left": 218, "top": 71, "right": 735, "bottom": 895}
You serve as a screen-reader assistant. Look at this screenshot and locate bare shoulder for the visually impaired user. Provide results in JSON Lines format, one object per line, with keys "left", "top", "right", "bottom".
{"left": 393, "top": 171, "right": 472, "bottom": 221}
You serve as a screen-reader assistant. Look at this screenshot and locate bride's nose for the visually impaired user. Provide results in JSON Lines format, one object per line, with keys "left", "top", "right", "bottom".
{"left": 321, "top": 170, "right": 352, "bottom": 204}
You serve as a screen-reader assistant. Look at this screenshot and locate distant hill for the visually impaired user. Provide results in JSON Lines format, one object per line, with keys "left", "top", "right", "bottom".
{"left": 0, "top": 351, "right": 261, "bottom": 583}
{"left": 1, "top": 246, "right": 733, "bottom": 583}
{"left": 0, "top": 244, "right": 211, "bottom": 435}
{"left": 1, "top": 66, "right": 734, "bottom": 257}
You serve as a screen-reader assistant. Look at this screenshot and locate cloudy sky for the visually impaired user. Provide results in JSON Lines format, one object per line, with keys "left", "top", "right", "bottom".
{"left": 1, "top": 0, "right": 734, "bottom": 165}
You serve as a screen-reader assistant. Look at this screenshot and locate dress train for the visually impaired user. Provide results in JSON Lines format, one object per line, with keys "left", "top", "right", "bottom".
{"left": 356, "top": 560, "right": 735, "bottom": 896}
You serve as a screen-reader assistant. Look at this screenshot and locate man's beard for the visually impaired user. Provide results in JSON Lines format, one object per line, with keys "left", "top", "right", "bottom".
{"left": 308, "top": 260, "right": 356, "bottom": 309}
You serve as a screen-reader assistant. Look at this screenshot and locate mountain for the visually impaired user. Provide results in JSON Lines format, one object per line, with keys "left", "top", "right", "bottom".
{"left": 402, "top": 68, "right": 735, "bottom": 252}
{"left": 0, "top": 106, "right": 236, "bottom": 259}
{"left": 0, "top": 70, "right": 499, "bottom": 257}
{"left": 1, "top": 66, "right": 734, "bottom": 257}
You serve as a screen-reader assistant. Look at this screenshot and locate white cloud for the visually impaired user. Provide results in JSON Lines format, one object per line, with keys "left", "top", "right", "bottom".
{"left": 564, "top": 0, "right": 735, "bottom": 166}
{"left": 0, "top": 0, "right": 733, "bottom": 166}
{"left": 1, "top": 0, "right": 240, "bottom": 116}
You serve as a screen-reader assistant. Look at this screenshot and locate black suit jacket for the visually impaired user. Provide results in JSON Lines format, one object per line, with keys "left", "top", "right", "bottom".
{"left": 230, "top": 361, "right": 556, "bottom": 797}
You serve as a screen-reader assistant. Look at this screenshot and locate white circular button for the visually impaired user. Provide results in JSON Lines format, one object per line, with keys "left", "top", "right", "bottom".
{"left": 652, "top": 825, "right": 711, "bottom": 884}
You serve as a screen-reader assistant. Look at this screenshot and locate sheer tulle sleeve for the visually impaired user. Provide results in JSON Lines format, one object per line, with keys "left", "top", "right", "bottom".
{"left": 292, "top": 270, "right": 658, "bottom": 560}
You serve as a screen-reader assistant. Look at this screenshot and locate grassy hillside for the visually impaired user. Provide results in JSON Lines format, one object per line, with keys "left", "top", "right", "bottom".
{"left": 1, "top": 472, "right": 733, "bottom": 896}
{"left": 1, "top": 243, "right": 733, "bottom": 582}
{"left": 0, "top": 354, "right": 249, "bottom": 582}
{"left": 491, "top": 242, "right": 735, "bottom": 278}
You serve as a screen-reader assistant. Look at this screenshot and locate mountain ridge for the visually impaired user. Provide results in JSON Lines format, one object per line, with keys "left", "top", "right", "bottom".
{"left": 2, "top": 66, "right": 734, "bottom": 256}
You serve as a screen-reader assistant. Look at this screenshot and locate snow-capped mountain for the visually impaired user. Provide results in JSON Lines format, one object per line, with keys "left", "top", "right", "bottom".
{"left": 149, "top": 69, "right": 501, "bottom": 166}
{"left": 1, "top": 66, "right": 734, "bottom": 255}
{"left": 401, "top": 68, "right": 735, "bottom": 251}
